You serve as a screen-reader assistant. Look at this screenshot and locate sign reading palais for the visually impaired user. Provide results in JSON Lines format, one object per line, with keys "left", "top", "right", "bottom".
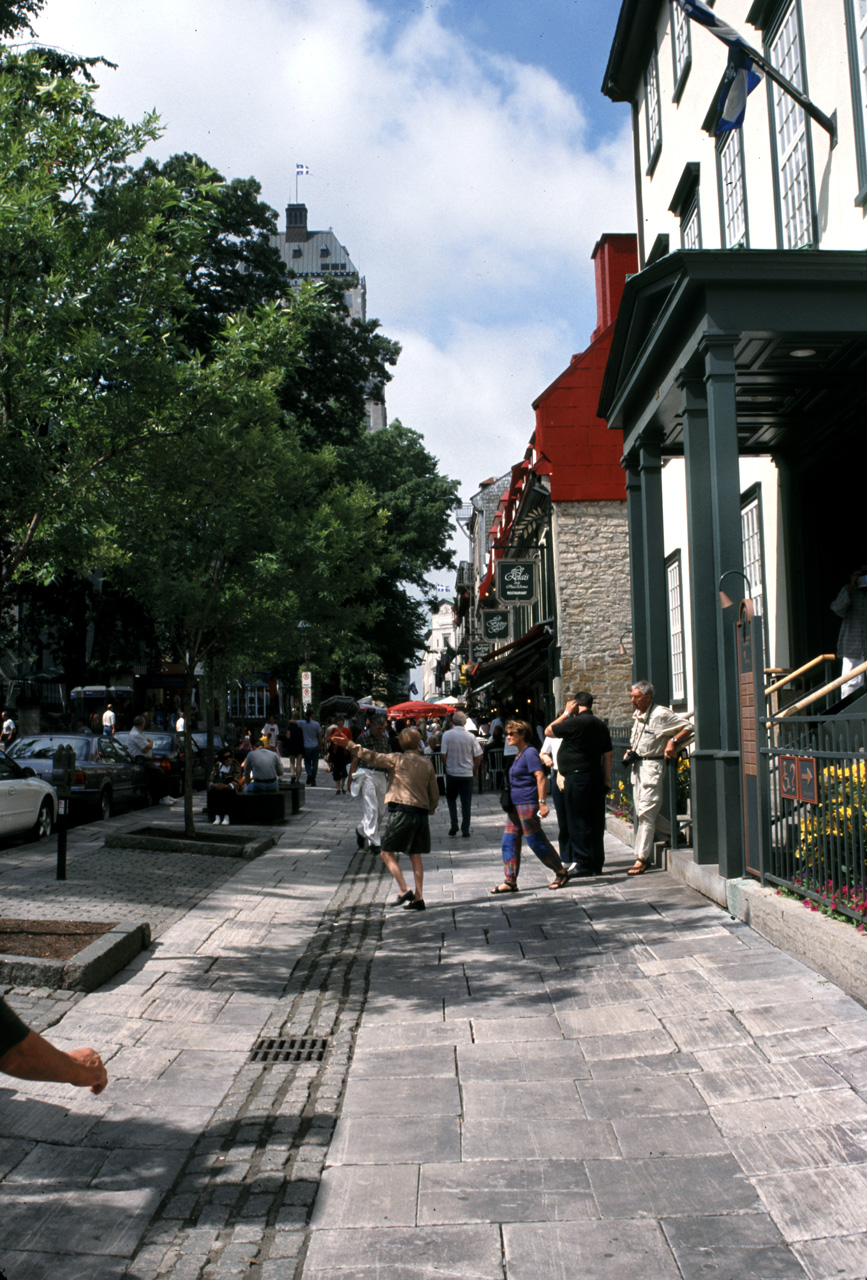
{"left": 496, "top": 560, "right": 537, "bottom": 605}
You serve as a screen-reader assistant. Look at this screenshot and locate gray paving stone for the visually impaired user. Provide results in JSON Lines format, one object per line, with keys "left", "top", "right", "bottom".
{"left": 793, "top": 1232, "right": 867, "bottom": 1280}
{"left": 0, "top": 1135, "right": 35, "bottom": 1177}
{"left": 457, "top": 1039, "right": 590, "bottom": 1082}
{"left": 310, "top": 1163, "right": 418, "bottom": 1227}
{"left": 588, "top": 1051, "right": 701, "bottom": 1077}
{"left": 729, "top": 1122, "right": 867, "bottom": 1174}
{"left": 0, "top": 1249, "right": 123, "bottom": 1279}
{"left": 559, "top": 1002, "right": 664, "bottom": 1038}
{"left": 353, "top": 1020, "right": 472, "bottom": 1051}
{"left": 707, "top": 1096, "right": 808, "bottom": 1137}
{"left": 340, "top": 1076, "right": 460, "bottom": 1116}
{"left": 327, "top": 1115, "right": 460, "bottom": 1165}
{"left": 460, "top": 1080, "right": 584, "bottom": 1119}
{"left": 579, "top": 1028, "right": 679, "bottom": 1059}
{"left": 467, "top": 1013, "right": 563, "bottom": 1042}
{"left": 752, "top": 1164, "right": 867, "bottom": 1241}
{"left": 586, "top": 1153, "right": 761, "bottom": 1217}
{"left": 3, "top": 1188, "right": 161, "bottom": 1254}
{"left": 303, "top": 1224, "right": 504, "bottom": 1276}
{"left": 660, "top": 1010, "right": 754, "bottom": 1052}
{"left": 5, "top": 1142, "right": 108, "bottom": 1187}
{"left": 612, "top": 1113, "right": 730, "bottom": 1158}
{"left": 502, "top": 1218, "right": 682, "bottom": 1280}
{"left": 461, "top": 1117, "right": 618, "bottom": 1160}
{"left": 348, "top": 1046, "right": 457, "bottom": 1078}
{"left": 418, "top": 1158, "right": 596, "bottom": 1224}
{"left": 577, "top": 1074, "right": 707, "bottom": 1119}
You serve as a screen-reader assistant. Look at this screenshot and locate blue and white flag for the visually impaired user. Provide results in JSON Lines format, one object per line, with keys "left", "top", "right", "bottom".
{"left": 296, "top": 163, "right": 309, "bottom": 175}
{"left": 674, "top": 0, "right": 762, "bottom": 131}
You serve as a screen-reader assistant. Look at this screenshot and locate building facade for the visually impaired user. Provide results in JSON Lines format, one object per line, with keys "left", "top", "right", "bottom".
{"left": 601, "top": 0, "right": 867, "bottom": 878}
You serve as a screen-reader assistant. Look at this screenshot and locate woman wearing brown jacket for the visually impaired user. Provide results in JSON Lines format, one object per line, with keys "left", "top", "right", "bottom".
{"left": 347, "top": 727, "right": 439, "bottom": 911}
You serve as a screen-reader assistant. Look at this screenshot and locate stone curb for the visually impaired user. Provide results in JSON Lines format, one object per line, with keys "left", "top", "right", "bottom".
{"left": 667, "top": 847, "right": 867, "bottom": 1009}
{"left": 102, "top": 828, "right": 275, "bottom": 860}
{"left": 0, "top": 921, "right": 151, "bottom": 992}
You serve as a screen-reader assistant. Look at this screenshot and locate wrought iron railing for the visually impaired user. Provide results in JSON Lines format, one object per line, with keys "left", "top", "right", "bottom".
{"left": 761, "top": 712, "right": 867, "bottom": 926}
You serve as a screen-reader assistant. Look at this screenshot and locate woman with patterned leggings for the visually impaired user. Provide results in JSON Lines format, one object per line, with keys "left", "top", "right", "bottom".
{"left": 491, "top": 720, "right": 571, "bottom": 894}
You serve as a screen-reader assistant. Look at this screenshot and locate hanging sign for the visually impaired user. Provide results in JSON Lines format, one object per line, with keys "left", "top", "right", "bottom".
{"left": 496, "top": 559, "right": 536, "bottom": 605}
{"left": 482, "top": 611, "right": 510, "bottom": 643}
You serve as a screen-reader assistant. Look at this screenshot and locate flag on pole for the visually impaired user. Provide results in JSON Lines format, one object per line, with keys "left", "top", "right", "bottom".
{"left": 296, "top": 164, "right": 309, "bottom": 175}
{"left": 674, "top": 0, "right": 762, "bottom": 131}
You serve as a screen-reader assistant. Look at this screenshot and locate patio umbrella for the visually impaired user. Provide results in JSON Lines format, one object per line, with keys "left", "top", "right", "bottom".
{"left": 319, "top": 695, "right": 359, "bottom": 719}
{"left": 387, "top": 700, "right": 451, "bottom": 718}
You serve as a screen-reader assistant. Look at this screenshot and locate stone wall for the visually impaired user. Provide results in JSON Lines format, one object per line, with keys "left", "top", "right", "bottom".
{"left": 553, "top": 500, "right": 633, "bottom": 723}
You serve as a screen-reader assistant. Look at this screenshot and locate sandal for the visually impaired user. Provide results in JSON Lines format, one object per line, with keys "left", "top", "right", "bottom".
{"left": 548, "top": 871, "right": 571, "bottom": 890}
{"left": 626, "top": 860, "right": 650, "bottom": 876}
{"left": 490, "top": 882, "right": 518, "bottom": 894}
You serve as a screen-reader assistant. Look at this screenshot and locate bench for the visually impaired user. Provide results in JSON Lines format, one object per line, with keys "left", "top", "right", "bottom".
{"left": 207, "top": 790, "right": 288, "bottom": 825}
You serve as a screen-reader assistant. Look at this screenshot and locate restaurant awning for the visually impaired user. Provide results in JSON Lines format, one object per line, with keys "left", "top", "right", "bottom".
{"left": 468, "top": 621, "right": 553, "bottom": 689}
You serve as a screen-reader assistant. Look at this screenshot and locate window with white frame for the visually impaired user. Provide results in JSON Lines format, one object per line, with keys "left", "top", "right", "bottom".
{"left": 645, "top": 51, "right": 662, "bottom": 172}
{"left": 671, "top": 0, "right": 691, "bottom": 98}
{"left": 681, "top": 193, "right": 701, "bottom": 248}
{"left": 845, "top": 0, "right": 867, "bottom": 199}
{"left": 769, "top": 3, "right": 813, "bottom": 247}
{"left": 718, "top": 129, "right": 747, "bottom": 246}
{"left": 666, "top": 553, "right": 686, "bottom": 704}
{"left": 741, "top": 491, "right": 765, "bottom": 622}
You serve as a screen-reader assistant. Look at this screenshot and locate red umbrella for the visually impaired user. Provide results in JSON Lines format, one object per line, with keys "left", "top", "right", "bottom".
{"left": 387, "top": 700, "right": 451, "bottom": 718}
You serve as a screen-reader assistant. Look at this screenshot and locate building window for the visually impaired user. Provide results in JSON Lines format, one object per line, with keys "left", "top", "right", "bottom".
{"left": 666, "top": 553, "right": 686, "bottom": 704}
{"left": 717, "top": 129, "right": 748, "bottom": 246}
{"left": 645, "top": 51, "right": 662, "bottom": 174}
{"left": 845, "top": 0, "right": 867, "bottom": 202}
{"left": 669, "top": 161, "right": 701, "bottom": 248}
{"left": 671, "top": 0, "right": 691, "bottom": 101}
{"left": 680, "top": 193, "right": 701, "bottom": 248}
{"left": 769, "top": 2, "right": 814, "bottom": 247}
{"left": 741, "top": 487, "right": 766, "bottom": 632}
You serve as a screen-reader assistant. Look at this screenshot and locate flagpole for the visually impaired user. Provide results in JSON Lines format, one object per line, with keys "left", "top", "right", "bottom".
{"left": 745, "top": 45, "right": 837, "bottom": 147}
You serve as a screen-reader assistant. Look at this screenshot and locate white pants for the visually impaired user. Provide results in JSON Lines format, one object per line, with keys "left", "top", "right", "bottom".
{"left": 841, "top": 656, "right": 865, "bottom": 699}
{"left": 355, "top": 769, "right": 387, "bottom": 845}
{"left": 632, "top": 758, "right": 669, "bottom": 863}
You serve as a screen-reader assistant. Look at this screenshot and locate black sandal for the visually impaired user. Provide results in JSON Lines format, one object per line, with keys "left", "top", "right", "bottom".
{"left": 490, "top": 883, "right": 518, "bottom": 894}
{"left": 548, "top": 871, "right": 571, "bottom": 890}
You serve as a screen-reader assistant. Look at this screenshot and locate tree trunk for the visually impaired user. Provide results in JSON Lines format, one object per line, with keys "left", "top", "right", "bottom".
{"left": 183, "top": 676, "right": 195, "bottom": 837}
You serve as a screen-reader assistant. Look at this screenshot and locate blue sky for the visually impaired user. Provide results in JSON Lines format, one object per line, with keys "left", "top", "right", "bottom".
{"left": 32, "top": 0, "right": 634, "bottom": 512}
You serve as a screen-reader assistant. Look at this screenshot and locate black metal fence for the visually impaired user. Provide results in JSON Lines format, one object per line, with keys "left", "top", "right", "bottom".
{"left": 761, "top": 712, "right": 867, "bottom": 926}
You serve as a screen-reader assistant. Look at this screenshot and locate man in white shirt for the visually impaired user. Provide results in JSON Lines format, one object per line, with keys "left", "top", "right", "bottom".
{"left": 441, "top": 711, "right": 483, "bottom": 838}
{"left": 102, "top": 704, "right": 115, "bottom": 735}
{"left": 626, "top": 681, "right": 691, "bottom": 875}
{"left": 0, "top": 711, "right": 16, "bottom": 748}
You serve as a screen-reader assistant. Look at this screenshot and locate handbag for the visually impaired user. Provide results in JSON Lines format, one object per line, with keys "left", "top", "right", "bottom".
{"left": 498, "top": 783, "right": 512, "bottom": 811}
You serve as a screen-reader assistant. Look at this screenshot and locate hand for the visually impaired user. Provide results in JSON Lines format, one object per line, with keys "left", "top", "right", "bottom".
{"left": 664, "top": 740, "right": 680, "bottom": 760}
{"left": 68, "top": 1047, "right": 108, "bottom": 1094}
{"left": 564, "top": 699, "right": 578, "bottom": 715}
{"left": 538, "top": 802, "right": 549, "bottom": 817}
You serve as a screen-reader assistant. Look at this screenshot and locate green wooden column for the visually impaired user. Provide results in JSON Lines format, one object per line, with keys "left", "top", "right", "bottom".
{"left": 639, "top": 439, "right": 671, "bottom": 705}
{"left": 625, "top": 460, "right": 647, "bottom": 685}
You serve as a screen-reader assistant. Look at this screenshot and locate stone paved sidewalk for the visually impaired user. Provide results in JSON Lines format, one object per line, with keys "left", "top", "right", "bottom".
{"left": 0, "top": 788, "right": 866, "bottom": 1279}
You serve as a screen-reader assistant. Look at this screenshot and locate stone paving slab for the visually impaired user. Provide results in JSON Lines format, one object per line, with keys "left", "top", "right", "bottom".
{"left": 1, "top": 790, "right": 867, "bottom": 1279}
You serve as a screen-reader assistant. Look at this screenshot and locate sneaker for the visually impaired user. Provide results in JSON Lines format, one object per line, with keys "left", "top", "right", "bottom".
{"left": 404, "top": 897, "right": 426, "bottom": 910}
{"left": 356, "top": 829, "right": 366, "bottom": 849}
{"left": 567, "top": 861, "right": 578, "bottom": 873}
{"left": 159, "top": 796, "right": 175, "bottom": 806}
{"left": 221, "top": 815, "right": 230, "bottom": 825}
{"left": 212, "top": 816, "right": 221, "bottom": 825}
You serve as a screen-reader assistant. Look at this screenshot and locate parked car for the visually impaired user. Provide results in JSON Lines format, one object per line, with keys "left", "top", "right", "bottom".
{"left": 0, "top": 750, "right": 57, "bottom": 840}
{"left": 115, "top": 731, "right": 207, "bottom": 797}
{"left": 7, "top": 734, "right": 149, "bottom": 820}
{"left": 191, "top": 730, "right": 225, "bottom": 754}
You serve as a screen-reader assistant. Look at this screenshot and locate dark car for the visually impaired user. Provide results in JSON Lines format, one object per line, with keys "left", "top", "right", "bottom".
{"left": 7, "top": 734, "right": 149, "bottom": 820}
{"left": 191, "top": 731, "right": 225, "bottom": 754}
{"left": 115, "top": 731, "right": 207, "bottom": 797}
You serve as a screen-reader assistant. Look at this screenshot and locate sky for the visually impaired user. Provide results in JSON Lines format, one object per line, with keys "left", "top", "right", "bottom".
{"left": 28, "top": 0, "right": 634, "bottom": 635}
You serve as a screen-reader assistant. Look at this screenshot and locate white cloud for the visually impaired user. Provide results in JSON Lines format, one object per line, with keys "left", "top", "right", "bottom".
{"left": 33, "top": 0, "right": 635, "bottom": 497}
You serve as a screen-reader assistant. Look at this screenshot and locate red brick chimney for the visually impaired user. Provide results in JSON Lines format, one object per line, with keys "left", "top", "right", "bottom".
{"left": 591, "top": 233, "right": 638, "bottom": 341}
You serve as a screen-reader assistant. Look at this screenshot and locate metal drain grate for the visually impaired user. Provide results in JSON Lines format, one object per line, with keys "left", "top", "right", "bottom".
{"left": 249, "top": 1035, "right": 329, "bottom": 1064}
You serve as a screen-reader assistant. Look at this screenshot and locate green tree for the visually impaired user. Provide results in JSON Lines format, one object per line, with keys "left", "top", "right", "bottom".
{"left": 0, "top": 52, "right": 220, "bottom": 605}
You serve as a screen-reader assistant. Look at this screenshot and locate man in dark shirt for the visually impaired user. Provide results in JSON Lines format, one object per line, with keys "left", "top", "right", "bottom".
{"left": 545, "top": 690, "right": 613, "bottom": 876}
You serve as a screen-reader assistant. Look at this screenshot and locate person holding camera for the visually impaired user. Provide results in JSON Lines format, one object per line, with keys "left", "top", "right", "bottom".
{"left": 625, "top": 681, "right": 691, "bottom": 876}
{"left": 544, "top": 691, "right": 612, "bottom": 876}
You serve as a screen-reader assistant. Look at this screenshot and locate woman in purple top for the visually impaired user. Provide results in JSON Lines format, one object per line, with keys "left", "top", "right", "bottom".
{"left": 491, "top": 720, "right": 571, "bottom": 894}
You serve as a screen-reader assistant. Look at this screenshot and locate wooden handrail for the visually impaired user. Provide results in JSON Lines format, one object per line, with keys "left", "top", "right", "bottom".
{"left": 776, "top": 658, "right": 867, "bottom": 717}
{"left": 765, "top": 654, "right": 836, "bottom": 698}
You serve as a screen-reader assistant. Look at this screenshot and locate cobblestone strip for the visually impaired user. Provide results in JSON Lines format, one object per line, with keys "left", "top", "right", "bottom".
{"left": 123, "top": 844, "right": 390, "bottom": 1280}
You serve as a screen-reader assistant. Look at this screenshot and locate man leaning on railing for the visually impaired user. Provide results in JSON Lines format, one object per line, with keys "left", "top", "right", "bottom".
{"left": 625, "top": 681, "right": 692, "bottom": 876}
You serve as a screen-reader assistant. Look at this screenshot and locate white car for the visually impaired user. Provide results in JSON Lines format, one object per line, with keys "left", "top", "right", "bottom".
{"left": 0, "top": 749, "right": 57, "bottom": 840}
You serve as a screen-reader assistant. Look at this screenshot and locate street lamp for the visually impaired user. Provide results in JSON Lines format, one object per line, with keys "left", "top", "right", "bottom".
{"left": 718, "top": 570, "right": 755, "bottom": 620}
{"left": 618, "top": 629, "right": 632, "bottom": 656}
